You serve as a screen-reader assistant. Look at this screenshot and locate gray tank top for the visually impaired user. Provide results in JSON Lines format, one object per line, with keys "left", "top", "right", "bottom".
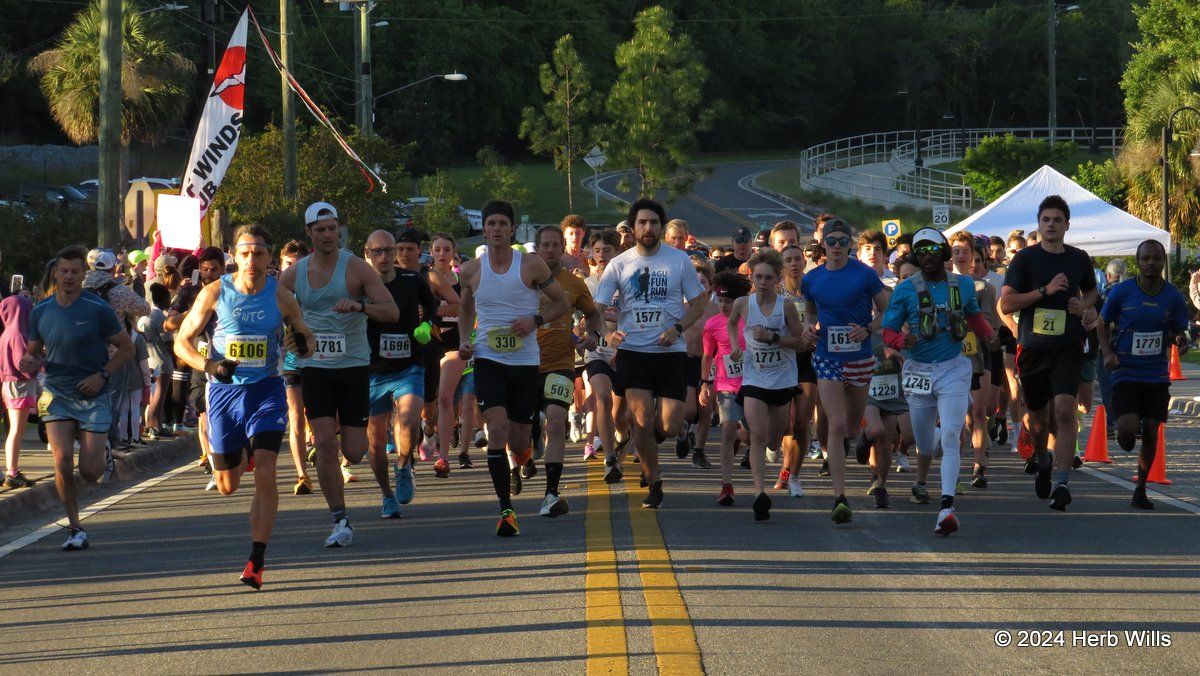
{"left": 294, "top": 250, "right": 369, "bottom": 369}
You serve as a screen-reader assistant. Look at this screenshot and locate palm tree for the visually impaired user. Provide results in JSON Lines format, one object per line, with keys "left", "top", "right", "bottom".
{"left": 1119, "top": 62, "right": 1200, "bottom": 245}
{"left": 28, "top": 0, "right": 195, "bottom": 146}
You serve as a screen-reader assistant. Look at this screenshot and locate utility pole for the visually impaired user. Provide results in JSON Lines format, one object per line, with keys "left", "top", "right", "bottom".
{"left": 97, "top": 0, "right": 122, "bottom": 247}
{"left": 359, "top": 2, "right": 373, "bottom": 136}
{"left": 1047, "top": 0, "right": 1056, "bottom": 144}
{"left": 352, "top": 8, "right": 361, "bottom": 128}
{"left": 281, "top": 0, "right": 297, "bottom": 198}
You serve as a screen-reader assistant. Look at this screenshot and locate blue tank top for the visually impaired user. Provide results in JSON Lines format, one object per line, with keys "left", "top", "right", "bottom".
{"left": 210, "top": 274, "right": 283, "bottom": 384}
{"left": 294, "top": 250, "right": 369, "bottom": 369}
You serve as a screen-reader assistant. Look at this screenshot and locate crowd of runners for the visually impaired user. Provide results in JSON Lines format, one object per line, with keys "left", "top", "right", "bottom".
{"left": 13, "top": 192, "right": 1190, "bottom": 589}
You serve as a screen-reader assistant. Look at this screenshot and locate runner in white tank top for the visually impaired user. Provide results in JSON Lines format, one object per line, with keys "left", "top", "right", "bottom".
{"left": 456, "top": 200, "right": 569, "bottom": 537}
{"left": 726, "top": 250, "right": 807, "bottom": 522}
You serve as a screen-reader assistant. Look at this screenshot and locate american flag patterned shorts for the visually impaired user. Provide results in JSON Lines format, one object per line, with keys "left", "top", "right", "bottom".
{"left": 811, "top": 355, "right": 876, "bottom": 387}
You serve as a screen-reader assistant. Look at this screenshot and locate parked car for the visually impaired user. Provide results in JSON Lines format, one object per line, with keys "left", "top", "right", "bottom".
{"left": 76, "top": 177, "right": 179, "bottom": 199}
{"left": 389, "top": 197, "right": 483, "bottom": 235}
{"left": 17, "top": 183, "right": 93, "bottom": 209}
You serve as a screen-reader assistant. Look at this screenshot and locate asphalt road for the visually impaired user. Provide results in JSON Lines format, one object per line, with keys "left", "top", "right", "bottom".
{"left": 587, "top": 160, "right": 812, "bottom": 240}
{"left": 2, "top": 438, "right": 1197, "bottom": 673}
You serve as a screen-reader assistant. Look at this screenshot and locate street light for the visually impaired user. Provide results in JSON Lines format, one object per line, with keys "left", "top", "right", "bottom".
{"left": 368, "top": 73, "right": 467, "bottom": 136}
{"left": 1048, "top": 2, "right": 1081, "bottom": 143}
{"left": 1077, "top": 71, "right": 1099, "bottom": 152}
{"left": 1160, "top": 105, "right": 1200, "bottom": 265}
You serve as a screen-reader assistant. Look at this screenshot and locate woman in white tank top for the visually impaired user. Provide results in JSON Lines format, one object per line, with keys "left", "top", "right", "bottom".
{"left": 726, "top": 250, "right": 808, "bottom": 522}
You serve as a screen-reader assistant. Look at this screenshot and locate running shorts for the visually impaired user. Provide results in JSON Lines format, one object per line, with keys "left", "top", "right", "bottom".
{"left": 1016, "top": 343, "right": 1082, "bottom": 412}
{"left": 474, "top": 358, "right": 539, "bottom": 424}
{"left": 206, "top": 376, "right": 287, "bottom": 464}
{"left": 614, "top": 350, "right": 686, "bottom": 401}
{"left": 300, "top": 366, "right": 370, "bottom": 426}
{"left": 538, "top": 369, "right": 576, "bottom": 411}
{"left": 368, "top": 364, "right": 425, "bottom": 416}
{"left": 738, "top": 384, "right": 796, "bottom": 408}
{"left": 812, "top": 355, "right": 875, "bottom": 387}
{"left": 1112, "top": 380, "right": 1170, "bottom": 423}
{"left": 38, "top": 387, "right": 111, "bottom": 433}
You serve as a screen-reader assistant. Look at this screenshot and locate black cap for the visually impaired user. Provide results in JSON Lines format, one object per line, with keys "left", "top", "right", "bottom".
{"left": 396, "top": 228, "right": 425, "bottom": 246}
{"left": 755, "top": 229, "right": 770, "bottom": 245}
{"left": 731, "top": 226, "right": 752, "bottom": 243}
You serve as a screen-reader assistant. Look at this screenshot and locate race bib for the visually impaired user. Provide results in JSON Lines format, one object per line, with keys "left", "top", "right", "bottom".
{"left": 868, "top": 374, "right": 900, "bottom": 400}
{"left": 750, "top": 345, "right": 786, "bottom": 370}
{"left": 379, "top": 333, "right": 411, "bottom": 359}
{"left": 1132, "top": 331, "right": 1163, "bottom": 357}
{"left": 962, "top": 331, "right": 979, "bottom": 356}
{"left": 630, "top": 305, "right": 664, "bottom": 332}
{"left": 486, "top": 327, "right": 522, "bottom": 353}
{"left": 826, "top": 326, "right": 860, "bottom": 353}
{"left": 902, "top": 366, "right": 933, "bottom": 396}
{"left": 793, "top": 301, "right": 805, "bottom": 324}
{"left": 226, "top": 335, "right": 267, "bottom": 368}
{"left": 594, "top": 333, "right": 615, "bottom": 359}
{"left": 1032, "top": 308, "right": 1066, "bottom": 336}
{"left": 313, "top": 333, "right": 347, "bottom": 361}
{"left": 543, "top": 372, "right": 574, "bottom": 404}
{"left": 709, "top": 362, "right": 718, "bottom": 380}
{"left": 197, "top": 340, "right": 209, "bottom": 359}
{"left": 722, "top": 354, "right": 744, "bottom": 378}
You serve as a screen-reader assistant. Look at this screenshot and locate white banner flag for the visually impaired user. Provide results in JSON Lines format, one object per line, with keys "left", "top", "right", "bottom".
{"left": 180, "top": 8, "right": 248, "bottom": 219}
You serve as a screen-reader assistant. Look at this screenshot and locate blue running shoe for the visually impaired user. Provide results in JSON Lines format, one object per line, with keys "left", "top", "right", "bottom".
{"left": 381, "top": 495, "right": 402, "bottom": 519}
{"left": 395, "top": 465, "right": 416, "bottom": 505}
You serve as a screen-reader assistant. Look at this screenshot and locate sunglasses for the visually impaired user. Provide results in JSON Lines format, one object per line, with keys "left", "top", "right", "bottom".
{"left": 913, "top": 245, "right": 943, "bottom": 256}
{"left": 823, "top": 236, "right": 851, "bottom": 248}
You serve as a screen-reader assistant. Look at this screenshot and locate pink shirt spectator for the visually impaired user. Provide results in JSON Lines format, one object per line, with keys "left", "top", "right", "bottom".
{"left": 703, "top": 313, "right": 745, "bottom": 393}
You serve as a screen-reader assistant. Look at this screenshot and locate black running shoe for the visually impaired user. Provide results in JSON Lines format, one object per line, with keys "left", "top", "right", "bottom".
{"left": 987, "top": 417, "right": 999, "bottom": 443}
{"left": 818, "top": 459, "right": 830, "bottom": 476}
{"left": 910, "top": 483, "right": 931, "bottom": 504}
{"left": 1024, "top": 457, "right": 1038, "bottom": 475}
{"left": 640, "top": 472, "right": 648, "bottom": 488}
{"left": 970, "top": 468, "right": 988, "bottom": 489}
{"left": 521, "top": 460, "right": 537, "bottom": 480}
{"left": 1131, "top": 486, "right": 1154, "bottom": 510}
{"left": 458, "top": 452, "right": 474, "bottom": 469}
{"left": 510, "top": 467, "right": 523, "bottom": 496}
{"left": 675, "top": 435, "right": 689, "bottom": 459}
{"left": 843, "top": 437, "right": 851, "bottom": 457}
{"left": 854, "top": 433, "right": 871, "bottom": 465}
{"left": 740, "top": 453, "right": 751, "bottom": 469}
{"left": 752, "top": 492, "right": 771, "bottom": 521}
{"left": 874, "top": 486, "right": 890, "bottom": 509}
{"left": 1072, "top": 454, "right": 1083, "bottom": 469}
{"left": 604, "top": 456, "right": 623, "bottom": 484}
{"left": 691, "top": 450, "right": 712, "bottom": 469}
{"left": 1034, "top": 458, "right": 1052, "bottom": 499}
{"left": 831, "top": 494, "right": 852, "bottom": 524}
{"left": 642, "top": 480, "right": 663, "bottom": 509}
{"left": 1049, "top": 483, "right": 1072, "bottom": 511}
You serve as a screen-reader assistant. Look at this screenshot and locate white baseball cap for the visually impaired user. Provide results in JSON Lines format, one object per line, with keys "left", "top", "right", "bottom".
{"left": 304, "top": 201, "right": 338, "bottom": 225}
{"left": 86, "top": 248, "right": 117, "bottom": 271}
{"left": 474, "top": 245, "right": 487, "bottom": 258}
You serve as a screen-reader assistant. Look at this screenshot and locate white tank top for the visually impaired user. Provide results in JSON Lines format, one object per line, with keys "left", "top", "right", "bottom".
{"left": 473, "top": 249, "right": 540, "bottom": 366}
{"left": 741, "top": 293, "right": 797, "bottom": 390}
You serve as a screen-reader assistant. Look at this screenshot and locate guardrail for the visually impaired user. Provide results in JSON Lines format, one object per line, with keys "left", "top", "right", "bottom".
{"left": 800, "top": 126, "right": 1124, "bottom": 211}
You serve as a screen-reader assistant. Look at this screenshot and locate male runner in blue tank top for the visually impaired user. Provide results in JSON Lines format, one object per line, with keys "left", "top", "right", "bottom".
{"left": 457, "top": 200, "right": 569, "bottom": 536}
{"left": 279, "top": 202, "right": 399, "bottom": 548}
{"left": 174, "top": 224, "right": 317, "bottom": 589}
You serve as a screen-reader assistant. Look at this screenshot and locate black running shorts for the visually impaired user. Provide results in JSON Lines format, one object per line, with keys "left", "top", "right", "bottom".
{"left": 474, "top": 358, "right": 539, "bottom": 424}
{"left": 614, "top": 350, "right": 686, "bottom": 401}
{"left": 300, "top": 366, "right": 370, "bottom": 427}
{"left": 1111, "top": 380, "right": 1170, "bottom": 423}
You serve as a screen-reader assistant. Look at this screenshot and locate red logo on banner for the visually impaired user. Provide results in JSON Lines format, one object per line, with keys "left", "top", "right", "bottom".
{"left": 209, "top": 46, "right": 246, "bottom": 110}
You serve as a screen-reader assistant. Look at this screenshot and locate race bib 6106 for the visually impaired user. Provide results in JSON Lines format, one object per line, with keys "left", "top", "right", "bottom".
{"left": 226, "top": 335, "right": 267, "bottom": 367}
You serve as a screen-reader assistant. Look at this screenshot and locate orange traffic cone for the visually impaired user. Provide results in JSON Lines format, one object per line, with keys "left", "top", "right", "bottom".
{"left": 1133, "top": 423, "right": 1172, "bottom": 485}
{"left": 1169, "top": 345, "right": 1185, "bottom": 381}
{"left": 1017, "top": 422, "right": 1034, "bottom": 460}
{"left": 1082, "top": 405, "right": 1111, "bottom": 463}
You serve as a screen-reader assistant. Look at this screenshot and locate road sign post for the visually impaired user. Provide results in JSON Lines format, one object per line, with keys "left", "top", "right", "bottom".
{"left": 881, "top": 219, "right": 902, "bottom": 248}
{"left": 584, "top": 146, "right": 606, "bottom": 209}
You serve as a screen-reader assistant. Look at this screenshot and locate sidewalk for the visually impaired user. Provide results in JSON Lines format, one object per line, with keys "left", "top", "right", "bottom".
{"left": 802, "top": 157, "right": 960, "bottom": 209}
{"left": 0, "top": 423, "right": 200, "bottom": 529}
{"left": 1073, "top": 362, "right": 1200, "bottom": 509}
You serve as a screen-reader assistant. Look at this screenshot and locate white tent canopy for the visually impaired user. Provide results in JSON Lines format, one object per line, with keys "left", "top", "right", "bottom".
{"left": 945, "top": 165, "right": 1170, "bottom": 257}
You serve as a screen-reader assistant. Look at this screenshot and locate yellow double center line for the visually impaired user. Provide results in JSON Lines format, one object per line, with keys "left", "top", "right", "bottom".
{"left": 585, "top": 462, "right": 703, "bottom": 675}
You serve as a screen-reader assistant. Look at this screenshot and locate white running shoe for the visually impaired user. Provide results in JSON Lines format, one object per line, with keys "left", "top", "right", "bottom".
{"left": 205, "top": 477, "right": 218, "bottom": 491}
{"left": 324, "top": 518, "right": 354, "bottom": 547}
{"left": 62, "top": 528, "right": 88, "bottom": 551}
{"left": 788, "top": 477, "right": 805, "bottom": 498}
{"left": 895, "top": 453, "right": 912, "bottom": 473}
{"left": 935, "top": 507, "right": 959, "bottom": 536}
{"left": 765, "top": 447, "right": 780, "bottom": 464}
{"left": 538, "top": 493, "right": 570, "bottom": 517}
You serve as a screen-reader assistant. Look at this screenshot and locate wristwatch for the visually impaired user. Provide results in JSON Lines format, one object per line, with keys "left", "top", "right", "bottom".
{"left": 1038, "top": 286, "right": 1047, "bottom": 296}
{"left": 359, "top": 300, "right": 369, "bottom": 312}
{"left": 533, "top": 313, "right": 545, "bottom": 326}
{"left": 673, "top": 323, "right": 684, "bottom": 334}
{"left": 700, "top": 379, "right": 714, "bottom": 385}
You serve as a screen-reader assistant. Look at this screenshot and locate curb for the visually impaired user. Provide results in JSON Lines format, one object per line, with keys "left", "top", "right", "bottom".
{"left": 1168, "top": 396, "right": 1200, "bottom": 418}
{"left": 745, "top": 174, "right": 823, "bottom": 220}
{"left": 0, "top": 434, "right": 200, "bottom": 530}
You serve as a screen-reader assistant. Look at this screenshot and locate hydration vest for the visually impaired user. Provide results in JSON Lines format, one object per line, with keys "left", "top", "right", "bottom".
{"left": 909, "top": 272, "right": 968, "bottom": 342}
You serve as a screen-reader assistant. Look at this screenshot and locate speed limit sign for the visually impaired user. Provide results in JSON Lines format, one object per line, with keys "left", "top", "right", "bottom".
{"left": 932, "top": 205, "right": 951, "bottom": 229}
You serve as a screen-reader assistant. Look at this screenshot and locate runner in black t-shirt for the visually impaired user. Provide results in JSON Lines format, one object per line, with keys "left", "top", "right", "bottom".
{"left": 713, "top": 226, "right": 753, "bottom": 274}
{"left": 1000, "top": 195, "right": 1098, "bottom": 512}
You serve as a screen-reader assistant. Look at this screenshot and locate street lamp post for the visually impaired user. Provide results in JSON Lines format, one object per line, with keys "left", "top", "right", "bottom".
{"left": 1161, "top": 105, "right": 1200, "bottom": 265}
{"left": 898, "top": 88, "right": 923, "bottom": 167}
{"left": 1048, "top": 2, "right": 1080, "bottom": 144}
